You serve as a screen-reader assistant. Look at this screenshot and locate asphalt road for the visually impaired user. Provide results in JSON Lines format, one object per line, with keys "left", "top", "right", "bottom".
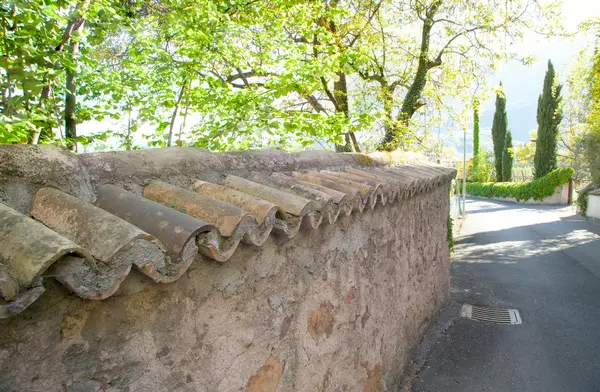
{"left": 412, "top": 198, "right": 600, "bottom": 392}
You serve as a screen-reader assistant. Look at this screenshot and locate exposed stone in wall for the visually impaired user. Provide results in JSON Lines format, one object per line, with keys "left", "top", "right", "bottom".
{"left": 364, "top": 365, "right": 383, "bottom": 392}
{"left": 307, "top": 302, "right": 335, "bottom": 343}
{"left": 247, "top": 359, "right": 283, "bottom": 392}
{"left": 0, "top": 182, "right": 450, "bottom": 391}
{"left": 0, "top": 145, "right": 453, "bottom": 391}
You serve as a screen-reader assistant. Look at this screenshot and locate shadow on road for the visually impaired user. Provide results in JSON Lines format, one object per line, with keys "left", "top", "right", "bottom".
{"left": 407, "top": 198, "right": 600, "bottom": 392}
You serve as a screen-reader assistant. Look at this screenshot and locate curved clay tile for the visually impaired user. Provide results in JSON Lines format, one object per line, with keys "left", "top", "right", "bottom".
{"left": 382, "top": 167, "right": 436, "bottom": 193}
{"left": 144, "top": 181, "right": 251, "bottom": 238}
{"left": 267, "top": 172, "right": 343, "bottom": 224}
{"left": 96, "top": 185, "right": 213, "bottom": 282}
{"left": 224, "top": 175, "right": 314, "bottom": 217}
{"left": 376, "top": 167, "right": 423, "bottom": 197}
{"left": 191, "top": 180, "right": 277, "bottom": 226}
{"left": 143, "top": 180, "right": 273, "bottom": 262}
{"left": 223, "top": 175, "right": 316, "bottom": 237}
{"left": 343, "top": 168, "right": 401, "bottom": 203}
{"left": 274, "top": 173, "right": 347, "bottom": 204}
{"left": 31, "top": 187, "right": 167, "bottom": 284}
{"left": 0, "top": 148, "right": 457, "bottom": 318}
{"left": 190, "top": 180, "right": 277, "bottom": 246}
{"left": 366, "top": 168, "right": 414, "bottom": 200}
{"left": 0, "top": 203, "right": 93, "bottom": 318}
{"left": 291, "top": 171, "right": 363, "bottom": 213}
{"left": 247, "top": 172, "right": 335, "bottom": 228}
{"left": 310, "top": 171, "right": 379, "bottom": 210}
{"left": 326, "top": 170, "right": 391, "bottom": 205}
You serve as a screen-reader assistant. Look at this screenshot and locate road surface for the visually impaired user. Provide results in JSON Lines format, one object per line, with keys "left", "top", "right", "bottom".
{"left": 411, "top": 198, "right": 600, "bottom": 392}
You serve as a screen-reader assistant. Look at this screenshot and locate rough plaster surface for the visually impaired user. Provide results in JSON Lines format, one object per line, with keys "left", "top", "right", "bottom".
{"left": 588, "top": 194, "right": 600, "bottom": 220}
{"left": 0, "top": 182, "right": 451, "bottom": 392}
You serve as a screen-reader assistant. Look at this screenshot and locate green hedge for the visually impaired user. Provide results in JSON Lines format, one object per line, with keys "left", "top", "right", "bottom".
{"left": 576, "top": 191, "right": 588, "bottom": 216}
{"left": 466, "top": 167, "right": 574, "bottom": 201}
{"left": 447, "top": 215, "right": 454, "bottom": 251}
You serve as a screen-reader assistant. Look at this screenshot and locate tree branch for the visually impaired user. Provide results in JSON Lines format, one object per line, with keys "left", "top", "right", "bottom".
{"left": 357, "top": 69, "right": 385, "bottom": 85}
{"left": 234, "top": 67, "right": 250, "bottom": 87}
{"left": 55, "top": 0, "right": 90, "bottom": 52}
{"left": 303, "top": 94, "right": 328, "bottom": 113}
{"left": 320, "top": 77, "right": 339, "bottom": 110}
{"left": 348, "top": 0, "right": 384, "bottom": 47}
{"left": 431, "top": 25, "right": 485, "bottom": 66}
{"left": 225, "top": 69, "right": 256, "bottom": 83}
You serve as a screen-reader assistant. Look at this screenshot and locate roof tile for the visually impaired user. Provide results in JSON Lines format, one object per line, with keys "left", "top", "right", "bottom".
{"left": 247, "top": 172, "right": 338, "bottom": 227}
{"left": 0, "top": 148, "right": 456, "bottom": 318}
{"left": 32, "top": 187, "right": 165, "bottom": 282}
{"left": 224, "top": 175, "right": 314, "bottom": 217}
{"left": 191, "top": 180, "right": 277, "bottom": 226}
{"left": 96, "top": 185, "right": 212, "bottom": 281}
{"left": 144, "top": 180, "right": 249, "bottom": 238}
{"left": 0, "top": 203, "right": 92, "bottom": 317}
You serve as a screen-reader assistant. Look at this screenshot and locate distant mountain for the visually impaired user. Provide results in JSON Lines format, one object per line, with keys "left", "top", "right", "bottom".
{"left": 448, "top": 98, "right": 538, "bottom": 159}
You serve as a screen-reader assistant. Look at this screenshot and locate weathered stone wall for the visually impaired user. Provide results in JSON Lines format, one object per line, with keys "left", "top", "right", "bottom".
{"left": 0, "top": 146, "right": 452, "bottom": 392}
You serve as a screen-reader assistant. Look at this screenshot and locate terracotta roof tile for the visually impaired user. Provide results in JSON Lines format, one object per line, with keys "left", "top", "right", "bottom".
{"left": 0, "top": 203, "right": 92, "bottom": 317}
{"left": 191, "top": 180, "right": 277, "bottom": 226}
{"left": 224, "top": 175, "right": 314, "bottom": 217}
{"left": 96, "top": 184, "right": 213, "bottom": 281}
{"left": 0, "top": 147, "right": 456, "bottom": 318}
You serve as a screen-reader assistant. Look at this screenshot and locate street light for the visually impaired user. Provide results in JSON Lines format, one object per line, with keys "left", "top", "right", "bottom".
{"left": 463, "top": 125, "right": 467, "bottom": 217}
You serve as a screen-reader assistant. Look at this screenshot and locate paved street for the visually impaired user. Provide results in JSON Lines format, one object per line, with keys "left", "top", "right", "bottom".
{"left": 412, "top": 198, "right": 600, "bottom": 392}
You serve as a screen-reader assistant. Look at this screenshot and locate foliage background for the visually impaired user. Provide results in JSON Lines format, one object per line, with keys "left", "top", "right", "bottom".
{"left": 0, "top": 0, "right": 563, "bottom": 154}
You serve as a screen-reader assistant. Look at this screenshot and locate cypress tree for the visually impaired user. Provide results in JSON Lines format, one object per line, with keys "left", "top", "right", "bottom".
{"left": 472, "top": 100, "right": 480, "bottom": 179}
{"left": 534, "top": 60, "right": 563, "bottom": 178}
{"left": 502, "top": 131, "right": 513, "bottom": 182}
{"left": 491, "top": 85, "right": 508, "bottom": 182}
{"left": 473, "top": 100, "right": 480, "bottom": 159}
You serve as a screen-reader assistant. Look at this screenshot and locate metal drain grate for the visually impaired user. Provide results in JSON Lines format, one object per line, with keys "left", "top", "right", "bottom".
{"left": 461, "top": 304, "right": 522, "bottom": 325}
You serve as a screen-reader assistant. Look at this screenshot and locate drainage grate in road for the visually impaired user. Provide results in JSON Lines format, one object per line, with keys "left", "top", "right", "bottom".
{"left": 461, "top": 304, "right": 522, "bottom": 325}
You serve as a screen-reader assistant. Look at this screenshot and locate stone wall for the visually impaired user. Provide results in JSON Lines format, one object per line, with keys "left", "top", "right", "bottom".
{"left": 587, "top": 190, "right": 600, "bottom": 220}
{"left": 0, "top": 146, "right": 453, "bottom": 392}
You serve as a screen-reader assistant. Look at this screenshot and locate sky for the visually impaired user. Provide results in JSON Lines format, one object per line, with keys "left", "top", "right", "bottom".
{"left": 461, "top": 0, "right": 600, "bottom": 155}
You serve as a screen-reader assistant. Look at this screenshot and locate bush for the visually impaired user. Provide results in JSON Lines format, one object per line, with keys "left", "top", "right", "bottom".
{"left": 575, "top": 183, "right": 596, "bottom": 216}
{"left": 582, "top": 131, "right": 600, "bottom": 187}
{"left": 469, "top": 149, "right": 495, "bottom": 183}
{"left": 466, "top": 167, "right": 574, "bottom": 201}
{"left": 576, "top": 191, "right": 588, "bottom": 216}
{"left": 447, "top": 215, "right": 454, "bottom": 251}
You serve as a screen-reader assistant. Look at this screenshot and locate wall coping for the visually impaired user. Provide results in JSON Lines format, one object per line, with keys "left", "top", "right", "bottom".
{"left": 0, "top": 145, "right": 455, "bottom": 318}
{"left": 588, "top": 188, "right": 600, "bottom": 196}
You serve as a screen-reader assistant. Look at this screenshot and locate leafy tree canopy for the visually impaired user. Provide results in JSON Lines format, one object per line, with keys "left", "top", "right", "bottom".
{"left": 0, "top": 0, "right": 563, "bottom": 152}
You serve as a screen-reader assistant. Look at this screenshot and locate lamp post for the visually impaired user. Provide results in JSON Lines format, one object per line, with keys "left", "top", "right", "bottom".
{"left": 463, "top": 125, "right": 467, "bottom": 216}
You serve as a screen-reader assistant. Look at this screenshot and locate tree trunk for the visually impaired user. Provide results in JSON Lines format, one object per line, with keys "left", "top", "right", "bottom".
{"left": 380, "top": 0, "right": 442, "bottom": 151}
{"left": 333, "top": 72, "right": 355, "bottom": 152}
{"left": 177, "top": 79, "right": 191, "bottom": 147}
{"left": 63, "top": 2, "right": 89, "bottom": 152}
{"left": 349, "top": 132, "right": 360, "bottom": 153}
{"left": 125, "top": 108, "right": 132, "bottom": 150}
{"left": 64, "top": 70, "right": 77, "bottom": 150}
{"left": 1, "top": 17, "right": 10, "bottom": 116}
{"left": 379, "top": 83, "right": 398, "bottom": 150}
{"left": 167, "top": 82, "right": 186, "bottom": 147}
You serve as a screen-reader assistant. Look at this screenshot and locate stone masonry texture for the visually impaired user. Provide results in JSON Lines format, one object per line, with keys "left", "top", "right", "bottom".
{"left": 0, "top": 145, "right": 452, "bottom": 391}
